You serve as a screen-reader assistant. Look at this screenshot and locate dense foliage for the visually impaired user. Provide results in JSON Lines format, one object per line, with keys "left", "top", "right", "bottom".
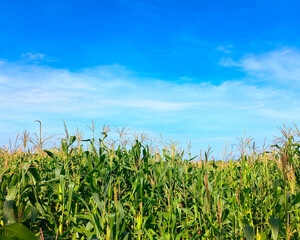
{"left": 0, "top": 125, "right": 300, "bottom": 239}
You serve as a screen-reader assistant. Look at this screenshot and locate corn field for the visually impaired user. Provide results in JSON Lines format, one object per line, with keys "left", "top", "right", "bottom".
{"left": 0, "top": 124, "right": 300, "bottom": 239}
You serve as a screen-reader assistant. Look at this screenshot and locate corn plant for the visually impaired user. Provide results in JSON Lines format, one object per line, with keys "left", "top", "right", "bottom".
{"left": 0, "top": 124, "right": 299, "bottom": 239}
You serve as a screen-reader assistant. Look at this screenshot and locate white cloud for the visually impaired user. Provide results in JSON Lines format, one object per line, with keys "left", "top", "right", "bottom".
{"left": 220, "top": 48, "right": 300, "bottom": 86}
{"left": 21, "top": 52, "right": 45, "bottom": 62}
{"left": 0, "top": 59, "right": 298, "bottom": 119}
{"left": 216, "top": 45, "right": 233, "bottom": 54}
{"left": 0, "top": 62, "right": 199, "bottom": 114}
{"left": 1, "top": 49, "right": 300, "bottom": 155}
{"left": 100, "top": 99, "right": 197, "bottom": 111}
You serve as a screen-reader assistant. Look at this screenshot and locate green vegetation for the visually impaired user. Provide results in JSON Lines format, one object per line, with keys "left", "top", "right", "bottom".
{"left": 0, "top": 123, "right": 300, "bottom": 239}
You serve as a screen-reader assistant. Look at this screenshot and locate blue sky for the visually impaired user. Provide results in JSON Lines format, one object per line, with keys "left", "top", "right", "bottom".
{"left": 1, "top": 0, "right": 300, "bottom": 157}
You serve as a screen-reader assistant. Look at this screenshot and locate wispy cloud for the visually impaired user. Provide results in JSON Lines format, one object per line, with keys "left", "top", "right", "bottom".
{"left": 0, "top": 62, "right": 197, "bottom": 113}
{"left": 216, "top": 45, "right": 233, "bottom": 54}
{"left": 21, "top": 52, "right": 45, "bottom": 62}
{"left": 220, "top": 48, "right": 300, "bottom": 86}
{"left": 1, "top": 48, "right": 300, "bottom": 155}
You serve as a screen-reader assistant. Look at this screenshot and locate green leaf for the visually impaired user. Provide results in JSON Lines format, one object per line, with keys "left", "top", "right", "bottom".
{"left": 27, "top": 165, "right": 41, "bottom": 183}
{"left": 221, "top": 208, "right": 229, "bottom": 222}
{"left": 269, "top": 218, "right": 280, "bottom": 240}
{"left": 30, "top": 206, "right": 38, "bottom": 228}
{"left": 69, "top": 136, "right": 76, "bottom": 146}
{"left": 3, "top": 200, "right": 16, "bottom": 225}
{"left": 0, "top": 223, "right": 38, "bottom": 240}
{"left": 44, "top": 150, "right": 55, "bottom": 159}
{"left": 67, "top": 182, "right": 75, "bottom": 213}
{"left": 120, "top": 232, "right": 130, "bottom": 240}
{"left": 289, "top": 191, "right": 300, "bottom": 208}
{"left": 244, "top": 225, "right": 254, "bottom": 240}
{"left": 55, "top": 164, "right": 62, "bottom": 179}
{"left": 61, "top": 139, "right": 68, "bottom": 155}
{"left": 273, "top": 180, "right": 279, "bottom": 200}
